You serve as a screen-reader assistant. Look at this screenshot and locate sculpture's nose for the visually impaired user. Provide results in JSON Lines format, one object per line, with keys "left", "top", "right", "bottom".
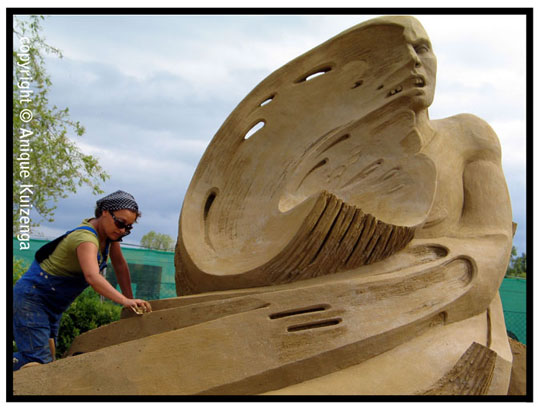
{"left": 409, "top": 46, "right": 422, "bottom": 68}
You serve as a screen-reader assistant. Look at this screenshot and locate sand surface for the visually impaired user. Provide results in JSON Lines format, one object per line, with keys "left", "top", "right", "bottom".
{"left": 507, "top": 337, "right": 526, "bottom": 396}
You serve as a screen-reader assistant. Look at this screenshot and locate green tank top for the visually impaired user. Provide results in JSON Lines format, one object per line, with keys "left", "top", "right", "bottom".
{"left": 40, "top": 219, "right": 107, "bottom": 278}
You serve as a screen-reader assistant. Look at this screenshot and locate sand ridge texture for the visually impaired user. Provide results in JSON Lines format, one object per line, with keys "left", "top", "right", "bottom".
{"left": 508, "top": 338, "right": 527, "bottom": 396}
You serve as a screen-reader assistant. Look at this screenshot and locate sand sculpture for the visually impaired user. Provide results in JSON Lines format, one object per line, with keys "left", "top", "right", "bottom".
{"left": 13, "top": 16, "right": 514, "bottom": 395}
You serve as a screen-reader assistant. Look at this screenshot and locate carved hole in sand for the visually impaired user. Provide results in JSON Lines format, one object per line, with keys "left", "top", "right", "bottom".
{"left": 257, "top": 303, "right": 271, "bottom": 309}
{"left": 454, "top": 258, "right": 474, "bottom": 286}
{"left": 204, "top": 190, "right": 218, "bottom": 221}
{"left": 430, "top": 311, "right": 447, "bottom": 327}
{"left": 407, "top": 244, "right": 448, "bottom": 262}
{"left": 319, "top": 134, "right": 350, "bottom": 155}
{"left": 269, "top": 304, "right": 330, "bottom": 320}
{"left": 352, "top": 80, "right": 363, "bottom": 89}
{"left": 297, "top": 158, "right": 328, "bottom": 189}
{"left": 296, "top": 66, "right": 332, "bottom": 83}
{"left": 287, "top": 318, "right": 342, "bottom": 332}
{"left": 244, "top": 120, "right": 265, "bottom": 140}
{"left": 259, "top": 94, "right": 275, "bottom": 107}
{"left": 204, "top": 189, "right": 219, "bottom": 249}
{"left": 377, "top": 84, "right": 384, "bottom": 90}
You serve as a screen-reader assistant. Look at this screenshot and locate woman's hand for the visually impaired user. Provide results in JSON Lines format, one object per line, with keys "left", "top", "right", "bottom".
{"left": 122, "top": 298, "right": 152, "bottom": 314}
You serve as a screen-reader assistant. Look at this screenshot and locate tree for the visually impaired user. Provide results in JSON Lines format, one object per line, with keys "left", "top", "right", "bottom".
{"left": 505, "top": 246, "right": 527, "bottom": 278}
{"left": 140, "top": 231, "right": 175, "bottom": 251}
{"left": 12, "top": 15, "right": 109, "bottom": 231}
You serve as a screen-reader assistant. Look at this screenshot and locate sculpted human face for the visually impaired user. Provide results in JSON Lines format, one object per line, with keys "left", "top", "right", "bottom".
{"left": 402, "top": 23, "right": 437, "bottom": 110}
{"left": 362, "top": 18, "right": 438, "bottom": 113}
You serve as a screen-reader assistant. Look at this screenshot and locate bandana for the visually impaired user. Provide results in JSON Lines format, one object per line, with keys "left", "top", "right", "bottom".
{"left": 96, "top": 190, "right": 139, "bottom": 213}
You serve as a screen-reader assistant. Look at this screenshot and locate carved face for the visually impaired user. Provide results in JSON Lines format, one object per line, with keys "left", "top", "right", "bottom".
{"left": 402, "top": 21, "right": 437, "bottom": 110}
{"left": 354, "top": 17, "right": 438, "bottom": 113}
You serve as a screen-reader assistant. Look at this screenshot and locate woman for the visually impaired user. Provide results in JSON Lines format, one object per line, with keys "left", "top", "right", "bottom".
{"left": 13, "top": 190, "right": 152, "bottom": 370}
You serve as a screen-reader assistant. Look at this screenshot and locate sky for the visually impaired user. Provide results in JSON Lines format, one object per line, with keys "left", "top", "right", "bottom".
{"left": 13, "top": 12, "right": 527, "bottom": 254}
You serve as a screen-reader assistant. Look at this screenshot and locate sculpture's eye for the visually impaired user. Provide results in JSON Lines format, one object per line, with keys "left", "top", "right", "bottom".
{"left": 414, "top": 43, "right": 430, "bottom": 54}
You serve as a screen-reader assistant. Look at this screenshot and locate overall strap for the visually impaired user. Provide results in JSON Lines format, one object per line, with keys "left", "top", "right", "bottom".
{"left": 65, "top": 225, "right": 98, "bottom": 236}
{"left": 67, "top": 226, "right": 110, "bottom": 271}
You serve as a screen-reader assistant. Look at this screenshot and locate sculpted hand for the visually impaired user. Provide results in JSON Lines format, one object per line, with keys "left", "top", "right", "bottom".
{"left": 123, "top": 298, "right": 152, "bottom": 314}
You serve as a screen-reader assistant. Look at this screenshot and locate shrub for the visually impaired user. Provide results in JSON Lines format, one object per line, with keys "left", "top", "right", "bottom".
{"left": 56, "top": 287, "right": 122, "bottom": 357}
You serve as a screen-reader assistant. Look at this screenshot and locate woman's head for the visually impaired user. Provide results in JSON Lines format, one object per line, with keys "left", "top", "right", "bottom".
{"left": 95, "top": 190, "right": 141, "bottom": 240}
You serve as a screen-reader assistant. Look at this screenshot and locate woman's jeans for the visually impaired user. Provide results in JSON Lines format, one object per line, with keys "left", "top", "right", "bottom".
{"left": 13, "top": 260, "right": 88, "bottom": 370}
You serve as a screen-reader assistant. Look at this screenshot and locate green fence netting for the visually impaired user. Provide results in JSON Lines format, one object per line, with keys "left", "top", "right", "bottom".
{"left": 13, "top": 238, "right": 527, "bottom": 344}
{"left": 499, "top": 277, "right": 527, "bottom": 344}
{"left": 105, "top": 246, "right": 176, "bottom": 300}
{"left": 13, "top": 238, "right": 176, "bottom": 300}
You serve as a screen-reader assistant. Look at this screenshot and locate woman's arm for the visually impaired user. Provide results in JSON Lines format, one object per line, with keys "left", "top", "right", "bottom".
{"left": 109, "top": 241, "right": 133, "bottom": 299}
{"left": 77, "top": 242, "right": 152, "bottom": 312}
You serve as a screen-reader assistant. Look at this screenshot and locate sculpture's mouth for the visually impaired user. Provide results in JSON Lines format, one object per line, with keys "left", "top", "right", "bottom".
{"left": 414, "top": 76, "right": 425, "bottom": 87}
{"left": 388, "top": 76, "right": 425, "bottom": 97}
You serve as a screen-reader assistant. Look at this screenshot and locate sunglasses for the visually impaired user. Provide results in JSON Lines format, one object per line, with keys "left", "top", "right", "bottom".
{"left": 110, "top": 211, "right": 134, "bottom": 234}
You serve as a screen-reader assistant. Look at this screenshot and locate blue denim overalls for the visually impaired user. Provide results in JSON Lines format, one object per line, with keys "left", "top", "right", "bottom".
{"left": 13, "top": 226, "right": 109, "bottom": 370}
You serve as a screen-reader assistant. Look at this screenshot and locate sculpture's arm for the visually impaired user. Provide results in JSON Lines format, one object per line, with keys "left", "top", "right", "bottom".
{"left": 437, "top": 115, "right": 514, "bottom": 321}
{"left": 457, "top": 115, "right": 513, "bottom": 238}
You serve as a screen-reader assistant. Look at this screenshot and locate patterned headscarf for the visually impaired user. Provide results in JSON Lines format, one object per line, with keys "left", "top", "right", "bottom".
{"left": 96, "top": 190, "right": 139, "bottom": 213}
